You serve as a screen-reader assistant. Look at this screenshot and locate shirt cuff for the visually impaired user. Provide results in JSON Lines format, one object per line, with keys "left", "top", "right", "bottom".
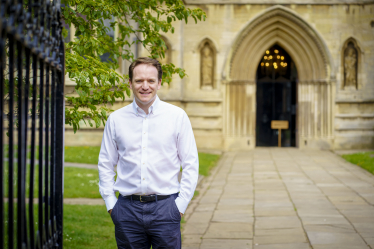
{"left": 104, "top": 195, "right": 118, "bottom": 211}
{"left": 175, "top": 196, "right": 189, "bottom": 214}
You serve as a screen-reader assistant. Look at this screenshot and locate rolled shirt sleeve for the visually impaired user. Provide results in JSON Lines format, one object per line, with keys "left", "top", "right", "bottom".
{"left": 175, "top": 111, "right": 199, "bottom": 214}
{"left": 98, "top": 115, "right": 119, "bottom": 211}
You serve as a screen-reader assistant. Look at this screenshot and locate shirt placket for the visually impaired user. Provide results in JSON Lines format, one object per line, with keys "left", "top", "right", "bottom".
{"left": 140, "top": 114, "right": 149, "bottom": 195}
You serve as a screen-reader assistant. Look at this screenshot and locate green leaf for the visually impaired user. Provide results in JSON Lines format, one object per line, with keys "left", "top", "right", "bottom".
{"left": 125, "top": 88, "right": 131, "bottom": 97}
{"left": 192, "top": 16, "right": 197, "bottom": 24}
{"left": 63, "top": 9, "right": 69, "bottom": 17}
{"left": 62, "top": 27, "right": 68, "bottom": 38}
{"left": 79, "top": 25, "right": 84, "bottom": 32}
{"left": 101, "top": 109, "right": 107, "bottom": 118}
{"left": 88, "top": 104, "right": 97, "bottom": 111}
{"left": 77, "top": 5, "right": 84, "bottom": 13}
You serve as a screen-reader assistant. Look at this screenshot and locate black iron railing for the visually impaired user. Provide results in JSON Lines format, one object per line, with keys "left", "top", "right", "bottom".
{"left": 0, "top": 0, "right": 65, "bottom": 248}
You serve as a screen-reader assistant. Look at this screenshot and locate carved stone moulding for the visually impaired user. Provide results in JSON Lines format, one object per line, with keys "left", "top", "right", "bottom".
{"left": 228, "top": 6, "right": 333, "bottom": 83}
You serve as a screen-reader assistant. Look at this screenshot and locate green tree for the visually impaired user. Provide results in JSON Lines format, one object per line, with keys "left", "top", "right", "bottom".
{"left": 62, "top": 0, "right": 206, "bottom": 132}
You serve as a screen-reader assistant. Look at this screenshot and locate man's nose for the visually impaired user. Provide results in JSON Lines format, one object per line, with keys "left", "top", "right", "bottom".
{"left": 141, "top": 81, "right": 149, "bottom": 89}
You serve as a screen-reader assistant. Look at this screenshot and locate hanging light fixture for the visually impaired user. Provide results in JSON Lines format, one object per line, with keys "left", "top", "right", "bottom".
{"left": 260, "top": 47, "right": 288, "bottom": 70}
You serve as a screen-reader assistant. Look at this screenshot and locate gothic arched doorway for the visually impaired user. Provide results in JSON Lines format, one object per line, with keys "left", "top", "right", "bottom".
{"left": 256, "top": 45, "right": 297, "bottom": 147}
{"left": 224, "top": 6, "right": 334, "bottom": 150}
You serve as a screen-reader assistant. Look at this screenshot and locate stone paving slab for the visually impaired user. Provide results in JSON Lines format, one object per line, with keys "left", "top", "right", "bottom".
{"left": 253, "top": 243, "right": 311, "bottom": 249}
{"left": 307, "top": 231, "right": 368, "bottom": 246}
{"left": 255, "top": 207, "right": 296, "bottom": 217}
{"left": 183, "top": 222, "right": 210, "bottom": 235}
{"left": 300, "top": 216, "right": 352, "bottom": 226}
{"left": 254, "top": 227, "right": 308, "bottom": 245}
{"left": 303, "top": 224, "right": 356, "bottom": 233}
{"left": 254, "top": 231, "right": 308, "bottom": 245}
{"left": 312, "top": 245, "right": 370, "bottom": 249}
{"left": 200, "top": 239, "right": 252, "bottom": 249}
{"left": 255, "top": 216, "right": 302, "bottom": 229}
{"left": 211, "top": 210, "right": 253, "bottom": 223}
{"left": 181, "top": 148, "right": 374, "bottom": 249}
{"left": 204, "top": 222, "right": 253, "bottom": 239}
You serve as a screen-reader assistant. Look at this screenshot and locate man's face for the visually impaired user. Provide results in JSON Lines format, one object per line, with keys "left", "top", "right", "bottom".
{"left": 129, "top": 64, "right": 161, "bottom": 109}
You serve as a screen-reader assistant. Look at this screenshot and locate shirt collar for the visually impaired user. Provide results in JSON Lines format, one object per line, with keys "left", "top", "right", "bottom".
{"left": 132, "top": 95, "right": 160, "bottom": 116}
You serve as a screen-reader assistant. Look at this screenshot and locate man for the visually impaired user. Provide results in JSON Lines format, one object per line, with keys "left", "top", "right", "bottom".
{"left": 98, "top": 57, "right": 199, "bottom": 249}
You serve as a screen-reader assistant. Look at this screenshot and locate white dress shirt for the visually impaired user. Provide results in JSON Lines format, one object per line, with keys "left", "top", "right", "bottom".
{"left": 98, "top": 95, "right": 199, "bottom": 214}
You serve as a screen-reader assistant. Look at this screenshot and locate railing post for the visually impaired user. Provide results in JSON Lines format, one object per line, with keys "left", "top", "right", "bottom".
{"left": 0, "top": 18, "right": 5, "bottom": 249}
{"left": 54, "top": 25, "right": 65, "bottom": 249}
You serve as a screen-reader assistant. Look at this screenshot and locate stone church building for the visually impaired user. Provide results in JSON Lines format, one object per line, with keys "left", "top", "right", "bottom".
{"left": 65, "top": 0, "right": 374, "bottom": 151}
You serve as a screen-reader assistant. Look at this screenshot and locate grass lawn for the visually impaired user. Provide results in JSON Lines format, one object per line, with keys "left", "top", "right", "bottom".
{"left": 64, "top": 167, "right": 102, "bottom": 198}
{"left": 64, "top": 204, "right": 116, "bottom": 248}
{"left": 4, "top": 146, "right": 219, "bottom": 200}
{"left": 342, "top": 151, "right": 374, "bottom": 175}
{"left": 64, "top": 205, "right": 190, "bottom": 248}
{"left": 65, "top": 146, "right": 101, "bottom": 165}
{"left": 3, "top": 163, "right": 39, "bottom": 198}
{"left": 4, "top": 165, "right": 207, "bottom": 200}
{"left": 3, "top": 164, "right": 101, "bottom": 198}
{"left": 64, "top": 146, "right": 221, "bottom": 177}
{"left": 3, "top": 203, "right": 116, "bottom": 249}
{"left": 4, "top": 144, "right": 40, "bottom": 159}
{"left": 198, "top": 153, "right": 220, "bottom": 176}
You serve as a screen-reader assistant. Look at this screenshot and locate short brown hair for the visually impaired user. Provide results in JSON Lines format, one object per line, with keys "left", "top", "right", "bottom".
{"left": 129, "top": 57, "right": 162, "bottom": 81}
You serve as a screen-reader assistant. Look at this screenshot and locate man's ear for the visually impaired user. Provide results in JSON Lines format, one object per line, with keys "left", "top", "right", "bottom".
{"left": 157, "top": 79, "right": 162, "bottom": 90}
{"left": 129, "top": 79, "right": 133, "bottom": 89}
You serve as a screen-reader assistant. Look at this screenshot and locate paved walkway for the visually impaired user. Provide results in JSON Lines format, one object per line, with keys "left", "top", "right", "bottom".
{"left": 182, "top": 148, "right": 374, "bottom": 249}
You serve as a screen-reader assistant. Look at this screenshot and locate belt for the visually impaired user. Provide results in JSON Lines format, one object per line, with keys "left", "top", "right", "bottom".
{"left": 122, "top": 194, "right": 170, "bottom": 202}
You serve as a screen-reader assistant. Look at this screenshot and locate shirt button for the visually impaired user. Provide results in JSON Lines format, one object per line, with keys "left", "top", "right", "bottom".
{"left": 143, "top": 163, "right": 145, "bottom": 165}
{"left": 144, "top": 132, "right": 146, "bottom": 134}
{"left": 143, "top": 178, "right": 145, "bottom": 180}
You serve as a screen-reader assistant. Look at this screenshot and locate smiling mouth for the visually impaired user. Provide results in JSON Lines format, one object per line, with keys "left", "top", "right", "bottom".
{"left": 140, "top": 92, "right": 151, "bottom": 95}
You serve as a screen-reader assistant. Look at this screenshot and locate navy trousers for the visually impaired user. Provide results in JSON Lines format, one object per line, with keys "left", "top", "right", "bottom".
{"left": 111, "top": 193, "right": 181, "bottom": 249}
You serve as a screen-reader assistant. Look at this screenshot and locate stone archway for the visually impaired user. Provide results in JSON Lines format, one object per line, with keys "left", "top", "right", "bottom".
{"left": 223, "top": 5, "right": 334, "bottom": 150}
